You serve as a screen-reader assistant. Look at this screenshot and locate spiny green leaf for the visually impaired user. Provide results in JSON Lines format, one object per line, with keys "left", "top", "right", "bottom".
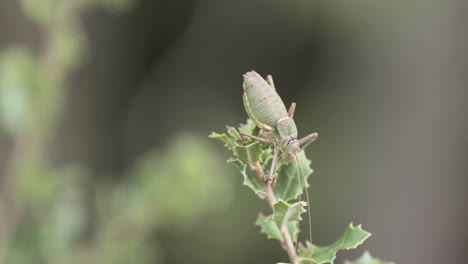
{"left": 227, "top": 125, "right": 241, "bottom": 140}
{"left": 286, "top": 220, "right": 299, "bottom": 243}
{"left": 255, "top": 213, "right": 283, "bottom": 242}
{"left": 256, "top": 213, "right": 298, "bottom": 244}
{"left": 274, "top": 151, "right": 313, "bottom": 202}
{"left": 239, "top": 118, "right": 257, "bottom": 134}
{"left": 234, "top": 141, "right": 262, "bottom": 164}
{"left": 227, "top": 158, "right": 264, "bottom": 195}
{"left": 272, "top": 200, "right": 306, "bottom": 227}
{"left": 298, "top": 223, "right": 371, "bottom": 264}
{"left": 344, "top": 252, "right": 395, "bottom": 264}
{"left": 209, "top": 132, "right": 236, "bottom": 151}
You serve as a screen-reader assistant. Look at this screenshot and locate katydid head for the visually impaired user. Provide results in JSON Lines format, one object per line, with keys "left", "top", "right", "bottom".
{"left": 275, "top": 117, "right": 300, "bottom": 162}
{"left": 281, "top": 138, "right": 300, "bottom": 162}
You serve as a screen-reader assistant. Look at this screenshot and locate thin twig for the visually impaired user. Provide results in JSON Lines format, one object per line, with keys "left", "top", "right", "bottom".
{"left": 253, "top": 162, "right": 298, "bottom": 264}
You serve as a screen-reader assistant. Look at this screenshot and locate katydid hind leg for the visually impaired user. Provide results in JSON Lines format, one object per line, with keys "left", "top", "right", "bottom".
{"left": 268, "top": 148, "right": 279, "bottom": 182}
{"left": 288, "top": 102, "right": 296, "bottom": 118}
{"left": 266, "top": 74, "right": 276, "bottom": 90}
{"left": 298, "top": 132, "right": 318, "bottom": 152}
{"left": 239, "top": 132, "right": 271, "bottom": 143}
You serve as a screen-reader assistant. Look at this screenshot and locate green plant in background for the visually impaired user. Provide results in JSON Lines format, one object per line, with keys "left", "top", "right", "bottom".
{"left": 210, "top": 72, "right": 394, "bottom": 264}
{"left": 89, "top": 134, "right": 231, "bottom": 264}
{"left": 0, "top": 1, "right": 231, "bottom": 263}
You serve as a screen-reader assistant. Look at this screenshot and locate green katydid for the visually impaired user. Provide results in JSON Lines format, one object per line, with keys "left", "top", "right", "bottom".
{"left": 240, "top": 70, "right": 318, "bottom": 245}
{"left": 240, "top": 71, "right": 318, "bottom": 182}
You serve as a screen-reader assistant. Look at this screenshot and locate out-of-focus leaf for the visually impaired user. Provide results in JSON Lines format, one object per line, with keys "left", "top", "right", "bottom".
{"left": 228, "top": 158, "right": 264, "bottom": 195}
{"left": 6, "top": 219, "right": 42, "bottom": 264}
{"left": 123, "top": 134, "right": 233, "bottom": 228}
{"left": 53, "top": 22, "right": 87, "bottom": 72}
{"left": 40, "top": 166, "right": 90, "bottom": 257}
{"left": 344, "top": 252, "right": 395, "bottom": 264}
{"left": 272, "top": 200, "right": 306, "bottom": 227}
{"left": 0, "top": 48, "right": 35, "bottom": 134}
{"left": 93, "top": 228, "right": 156, "bottom": 264}
{"left": 20, "top": 0, "right": 56, "bottom": 27}
{"left": 298, "top": 223, "right": 371, "bottom": 264}
{"left": 274, "top": 151, "right": 313, "bottom": 202}
{"left": 0, "top": 43, "right": 76, "bottom": 135}
{"left": 15, "top": 161, "right": 58, "bottom": 208}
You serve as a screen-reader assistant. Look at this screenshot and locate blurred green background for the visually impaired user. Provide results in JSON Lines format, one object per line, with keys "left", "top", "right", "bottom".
{"left": 0, "top": 0, "right": 467, "bottom": 263}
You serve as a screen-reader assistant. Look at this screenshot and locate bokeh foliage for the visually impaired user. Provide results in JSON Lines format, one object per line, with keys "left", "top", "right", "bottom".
{"left": 0, "top": 0, "right": 231, "bottom": 263}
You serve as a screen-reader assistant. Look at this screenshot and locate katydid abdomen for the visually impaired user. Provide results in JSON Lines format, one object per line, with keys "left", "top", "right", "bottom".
{"left": 243, "top": 71, "right": 288, "bottom": 130}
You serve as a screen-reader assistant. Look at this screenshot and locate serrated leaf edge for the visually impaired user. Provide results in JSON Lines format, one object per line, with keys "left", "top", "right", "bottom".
{"left": 299, "top": 223, "right": 372, "bottom": 264}
{"left": 255, "top": 213, "right": 284, "bottom": 242}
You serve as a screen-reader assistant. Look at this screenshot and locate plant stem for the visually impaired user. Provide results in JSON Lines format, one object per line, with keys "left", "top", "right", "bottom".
{"left": 254, "top": 162, "right": 298, "bottom": 264}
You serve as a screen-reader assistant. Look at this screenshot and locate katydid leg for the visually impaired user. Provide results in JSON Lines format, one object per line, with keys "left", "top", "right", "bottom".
{"left": 288, "top": 102, "right": 296, "bottom": 118}
{"left": 266, "top": 74, "right": 275, "bottom": 90}
{"left": 268, "top": 148, "right": 280, "bottom": 181}
{"left": 298, "top": 132, "right": 318, "bottom": 152}
{"left": 239, "top": 132, "right": 271, "bottom": 143}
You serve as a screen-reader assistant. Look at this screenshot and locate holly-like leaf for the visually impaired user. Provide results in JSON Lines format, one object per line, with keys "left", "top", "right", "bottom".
{"left": 298, "top": 223, "right": 371, "bottom": 264}
{"left": 344, "top": 252, "right": 395, "bottom": 264}
{"left": 238, "top": 118, "right": 257, "bottom": 134}
{"left": 209, "top": 132, "right": 236, "bottom": 151}
{"left": 234, "top": 142, "right": 262, "bottom": 164}
{"left": 227, "top": 158, "right": 264, "bottom": 195}
{"left": 286, "top": 219, "right": 299, "bottom": 243}
{"left": 255, "top": 213, "right": 283, "bottom": 242}
{"left": 227, "top": 125, "right": 241, "bottom": 140}
{"left": 272, "top": 200, "right": 306, "bottom": 227}
{"left": 274, "top": 151, "right": 313, "bottom": 202}
{"left": 256, "top": 213, "right": 299, "bottom": 244}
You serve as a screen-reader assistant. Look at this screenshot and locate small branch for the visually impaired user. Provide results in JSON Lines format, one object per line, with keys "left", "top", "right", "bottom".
{"left": 253, "top": 162, "right": 298, "bottom": 264}
{"left": 281, "top": 225, "right": 298, "bottom": 264}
